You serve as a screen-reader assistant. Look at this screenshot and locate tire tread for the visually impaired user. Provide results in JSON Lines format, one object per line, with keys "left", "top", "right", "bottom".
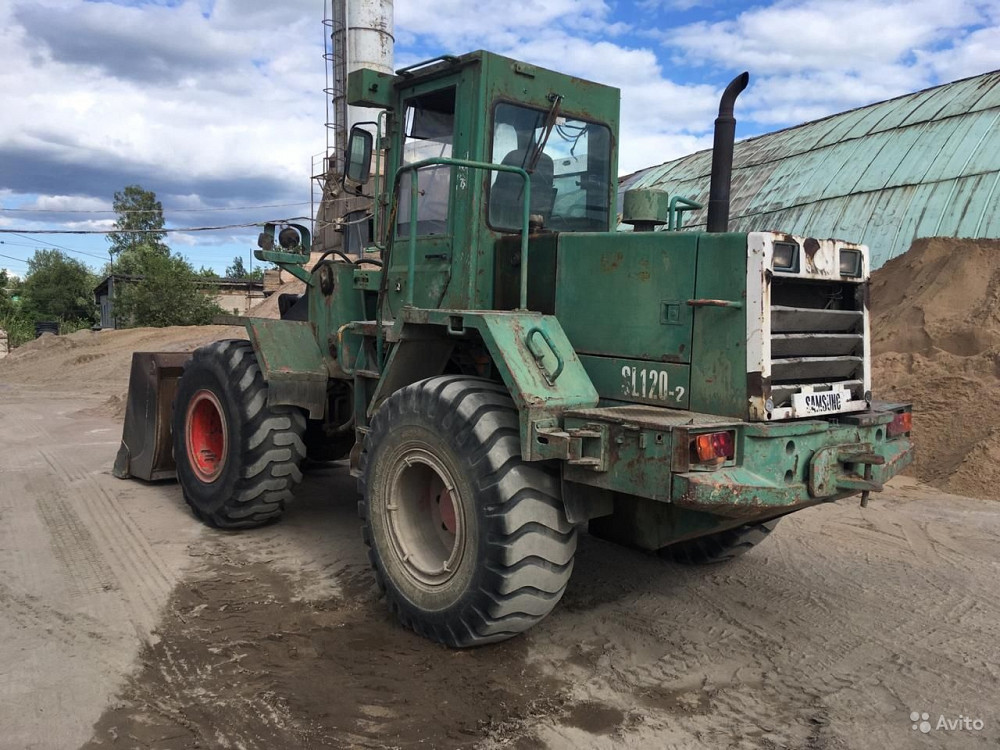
{"left": 359, "top": 376, "right": 576, "bottom": 647}
{"left": 175, "top": 340, "right": 306, "bottom": 530}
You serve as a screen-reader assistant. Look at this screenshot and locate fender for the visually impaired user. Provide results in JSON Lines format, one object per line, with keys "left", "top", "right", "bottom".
{"left": 244, "top": 318, "right": 329, "bottom": 419}
{"left": 389, "top": 308, "right": 600, "bottom": 459}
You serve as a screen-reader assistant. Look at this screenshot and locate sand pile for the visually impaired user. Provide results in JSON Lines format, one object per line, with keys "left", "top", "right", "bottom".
{"left": 247, "top": 280, "right": 306, "bottom": 319}
{"left": 0, "top": 326, "right": 246, "bottom": 417}
{"left": 871, "top": 237, "right": 1000, "bottom": 500}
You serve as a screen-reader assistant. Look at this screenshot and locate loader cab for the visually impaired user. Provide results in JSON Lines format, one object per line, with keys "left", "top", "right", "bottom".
{"left": 347, "top": 51, "right": 621, "bottom": 316}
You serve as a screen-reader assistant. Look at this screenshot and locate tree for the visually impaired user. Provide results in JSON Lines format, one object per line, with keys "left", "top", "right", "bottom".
{"left": 20, "top": 250, "right": 98, "bottom": 324}
{"left": 105, "top": 185, "right": 222, "bottom": 328}
{"left": 0, "top": 269, "right": 14, "bottom": 319}
{"left": 113, "top": 248, "right": 222, "bottom": 327}
{"left": 226, "top": 255, "right": 248, "bottom": 279}
{"left": 106, "top": 185, "right": 168, "bottom": 267}
{"left": 225, "top": 255, "right": 264, "bottom": 281}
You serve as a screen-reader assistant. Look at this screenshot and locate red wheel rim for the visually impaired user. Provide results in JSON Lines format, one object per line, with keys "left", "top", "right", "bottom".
{"left": 185, "top": 389, "right": 228, "bottom": 483}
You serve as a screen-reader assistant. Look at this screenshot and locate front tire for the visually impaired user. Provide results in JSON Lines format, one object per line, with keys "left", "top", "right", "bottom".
{"left": 173, "top": 339, "right": 306, "bottom": 529}
{"left": 659, "top": 519, "right": 780, "bottom": 564}
{"left": 359, "top": 376, "right": 576, "bottom": 647}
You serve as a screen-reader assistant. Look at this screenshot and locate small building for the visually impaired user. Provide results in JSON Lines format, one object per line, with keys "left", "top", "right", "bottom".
{"left": 94, "top": 274, "right": 267, "bottom": 330}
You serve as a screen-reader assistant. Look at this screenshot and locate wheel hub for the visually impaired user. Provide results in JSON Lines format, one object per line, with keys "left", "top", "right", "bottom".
{"left": 385, "top": 448, "right": 466, "bottom": 587}
{"left": 185, "top": 389, "right": 228, "bottom": 483}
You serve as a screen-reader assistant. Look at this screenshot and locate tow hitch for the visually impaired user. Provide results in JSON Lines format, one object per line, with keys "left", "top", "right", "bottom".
{"left": 809, "top": 443, "right": 886, "bottom": 505}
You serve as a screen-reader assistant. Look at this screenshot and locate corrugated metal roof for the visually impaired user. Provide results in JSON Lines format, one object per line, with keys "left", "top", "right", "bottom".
{"left": 621, "top": 70, "right": 1000, "bottom": 268}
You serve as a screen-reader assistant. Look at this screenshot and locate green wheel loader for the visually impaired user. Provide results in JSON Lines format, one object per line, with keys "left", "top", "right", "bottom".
{"left": 114, "top": 51, "right": 914, "bottom": 647}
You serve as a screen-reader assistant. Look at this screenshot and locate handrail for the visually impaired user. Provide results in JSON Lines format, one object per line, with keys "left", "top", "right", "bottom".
{"left": 669, "top": 196, "right": 703, "bottom": 230}
{"left": 395, "top": 157, "right": 531, "bottom": 309}
{"left": 396, "top": 55, "right": 459, "bottom": 77}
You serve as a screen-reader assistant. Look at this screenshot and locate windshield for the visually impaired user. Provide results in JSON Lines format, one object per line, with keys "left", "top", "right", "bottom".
{"left": 489, "top": 102, "right": 611, "bottom": 232}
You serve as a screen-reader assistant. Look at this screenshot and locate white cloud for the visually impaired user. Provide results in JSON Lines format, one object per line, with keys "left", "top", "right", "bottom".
{"left": 663, "top": 0, "right": 1000, "bottom": 125}
{"left": 0, "top": 0, "right": 320, "bottom": 211}
{"left": 395, "top": 0, "right": 613, "bottom": 48}
{"left": 666, "top": 0, "right": 984, "bottom": 74}
{"left": 918, "top": 25, "right": 1000, "bottom": 81}
{"left": 21, "top": 195, "right": 112, "bottom": 212}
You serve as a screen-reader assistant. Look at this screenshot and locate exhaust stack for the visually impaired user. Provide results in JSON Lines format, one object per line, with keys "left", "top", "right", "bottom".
{"left": 706, "top": 71, "right": 749, "bottom": 233}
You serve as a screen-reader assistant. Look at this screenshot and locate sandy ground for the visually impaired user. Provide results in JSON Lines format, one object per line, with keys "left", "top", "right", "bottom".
{"left": 0, "top": 380, "right": 998, "bottom": 749}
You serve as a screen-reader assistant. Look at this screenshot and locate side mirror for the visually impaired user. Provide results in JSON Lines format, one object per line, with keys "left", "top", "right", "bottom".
{"left": 344, "top": 126, "right": 373, "bottom": 185}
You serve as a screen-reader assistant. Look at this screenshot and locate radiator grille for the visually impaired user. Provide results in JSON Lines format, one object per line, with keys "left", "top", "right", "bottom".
{"left": 768, "top": 280, "right": 866, "bottom": 409}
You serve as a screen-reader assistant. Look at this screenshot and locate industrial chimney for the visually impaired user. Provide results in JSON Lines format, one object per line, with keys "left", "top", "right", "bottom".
{"left": 313, "top": 0, "right": 394, "bottom": 258}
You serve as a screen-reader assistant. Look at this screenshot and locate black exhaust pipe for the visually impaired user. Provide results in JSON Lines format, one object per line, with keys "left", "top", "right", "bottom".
{"left": 706, "top": 71, "right": 749, "bottom": 233}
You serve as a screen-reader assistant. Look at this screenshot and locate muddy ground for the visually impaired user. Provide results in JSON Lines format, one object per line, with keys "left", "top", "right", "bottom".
{"left": 1, "top": 381, "right": 998, "bottom": 750}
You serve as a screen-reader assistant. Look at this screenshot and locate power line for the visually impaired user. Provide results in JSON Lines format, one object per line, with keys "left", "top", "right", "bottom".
{"left": 6, "top": 233, "right": 108, "bottom": 261}
{"left": 0, "top": 201, "right": 312, "bottom": 214}
{"left": 0, "top": 240, "right": 45, "bottom": 248}
{"left": 0, "top": 221, "right": 268, "bottom": 235}
{"left": 0, "top": 251, "right": 28, "bottom": 265}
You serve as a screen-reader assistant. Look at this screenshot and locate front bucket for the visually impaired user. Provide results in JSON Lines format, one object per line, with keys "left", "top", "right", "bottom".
{"left": 113, "top": 352, "right": 192, "bottom": 481}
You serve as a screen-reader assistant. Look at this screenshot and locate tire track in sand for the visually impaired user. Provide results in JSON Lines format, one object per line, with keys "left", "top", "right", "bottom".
{"left": 39, "top": 448, "right": 177, "bottom": 632}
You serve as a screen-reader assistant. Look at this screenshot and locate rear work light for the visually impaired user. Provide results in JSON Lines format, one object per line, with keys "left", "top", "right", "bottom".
{"left": 691, "top": 431, "right": 736, "bottom": 465}
{"left": 839, "top": 248, "right": 863, "bottom": 277}
{"left": 772, "top": 241, "right": 799, "bottom": 271}
{"left": 888, "top": 411, "right": 912, "bottom": 437}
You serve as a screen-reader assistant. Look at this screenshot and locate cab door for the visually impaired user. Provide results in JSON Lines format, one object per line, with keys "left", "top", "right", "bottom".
{"left": 386, "top": 78, "right": 470, "bottom": 315}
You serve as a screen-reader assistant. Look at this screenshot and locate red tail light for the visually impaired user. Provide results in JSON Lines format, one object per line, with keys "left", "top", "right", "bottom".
{"left": 888, "top": 411, "right": 912, "bottom": 437}
{"left": 692, "top": 431, "right": 736, "bottom": 464}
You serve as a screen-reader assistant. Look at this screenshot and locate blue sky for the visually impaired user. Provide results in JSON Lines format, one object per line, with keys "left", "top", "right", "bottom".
{"left": 2, "top": 0, "right": 998, "bottom": 277}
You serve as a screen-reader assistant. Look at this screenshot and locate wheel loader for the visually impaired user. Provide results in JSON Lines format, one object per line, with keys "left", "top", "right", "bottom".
{"left": 114, "top": 51, "right": 914, "bottom": 647}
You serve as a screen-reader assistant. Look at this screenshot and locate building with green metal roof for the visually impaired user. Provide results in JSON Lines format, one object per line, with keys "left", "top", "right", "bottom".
{"left": 621, "top": 70, "right": 1000, "bottom": 269}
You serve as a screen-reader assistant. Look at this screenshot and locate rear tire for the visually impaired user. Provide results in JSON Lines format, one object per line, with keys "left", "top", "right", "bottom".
{"left": 359, "top": 376, "right": 576, "bottom": 647}
{"left": 659, "top": 519, "right": 780, "bottom": 564}
{"left": 173, "top": 339, "right": 306, "bottom": 529}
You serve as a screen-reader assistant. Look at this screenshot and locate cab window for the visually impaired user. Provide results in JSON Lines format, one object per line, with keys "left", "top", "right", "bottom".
{"left": 489, "top": 103, "right": 611, "bottom": 232}
{"left": 397, "top": 87, "right": 456, "bottom": 237}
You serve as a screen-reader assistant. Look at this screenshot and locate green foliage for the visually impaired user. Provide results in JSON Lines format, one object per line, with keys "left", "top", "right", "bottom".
{"left": 226, "top": 255, "right": 248, "bottom": 279}
{"left": 59, "top": 319, "right": 95, "bottom": 336}
{"left": 1, "top": 270, "right": 31, "bottom": 349}
{"left": 102, "top": 185, "right": 223, "bottom": 328}
{"left": 197, "top": 266, "right": 219, "bottom": 278}
{"left": 113, "top": 248, "right": 222, "bottom": 328}
{"left": 0, "top": 268, "right": 15, "bottom": 319}
{"left": 107, "top": 185, "right": 168, "bottom": 263}
{"left": 0, "top": 312, "right": 33, "bottom": 349}
{"left": 225, "top": 256, "right": 264, "bottom": 281}
{"left": 19, "top": 250, "right": 98, "bottom": 324}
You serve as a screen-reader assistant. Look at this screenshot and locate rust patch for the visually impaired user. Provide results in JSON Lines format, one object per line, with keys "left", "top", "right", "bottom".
{"left": 673, "top": 488, "right": 818, "bottom": 519}
{"left": 600, "top": 252, "right": 624, "bottom": 273}
{"left": 747, "top": 371, "right": 770, "bottom": 399}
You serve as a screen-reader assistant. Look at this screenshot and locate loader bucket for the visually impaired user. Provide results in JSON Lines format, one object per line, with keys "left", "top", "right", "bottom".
{"left": 112, "top": 352, "right": 192, "bottom": 481}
